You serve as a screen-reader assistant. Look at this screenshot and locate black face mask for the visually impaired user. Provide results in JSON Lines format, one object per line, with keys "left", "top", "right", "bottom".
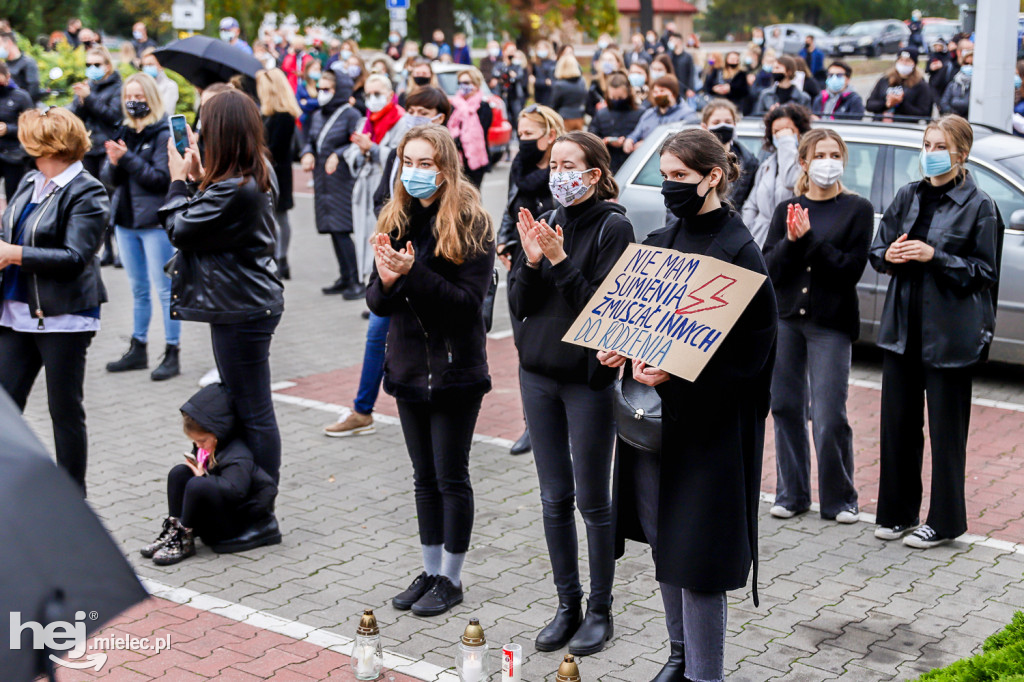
{"left": 608, "top": 97, "right": 631, "bottom": 111}
{"left": 726, "top": 62, "right": 740, "bottom": 69}
{"left": 662, "top": 179, "right": 708, "bottom": 220}
{"left": 125, "top": 100, "right": 151, "bottom": 119}
{"left": 772, "top": 72, "right": 786, "bottom": 82}
{"left": 412, "top": 75, "right": 431, "bottom": 86}
{"left": 517, "top": 138, "right": 544, "bottom": 166}
{"left": 708, "top": 123, "right": 734, "bottom": 145}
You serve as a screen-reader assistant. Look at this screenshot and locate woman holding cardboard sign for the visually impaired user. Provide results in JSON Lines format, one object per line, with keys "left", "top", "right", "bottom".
{"left": 600, "top": 128, "right": 777, "bottom": 682}
{"left": 507, "top": 130, "right": 633, "bottom": 656}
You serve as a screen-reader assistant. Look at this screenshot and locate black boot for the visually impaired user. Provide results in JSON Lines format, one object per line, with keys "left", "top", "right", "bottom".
{"left": 342, "top": 283, "right": 366, "bottom": 300}
{"left": 140, "top": 516, "right": 176, "bottom": 559}
{"left": 322, "top": 277, "right": 348, "bottom": 295}
{"left": 151, "top": 345, "right": 181, "bottom": 381}
{"left": 210, "top": 514, "right": 282, "bottom": 554}
{"left": 568, "top": 599, "right": 614, "bottom": 656}
{"left": 651, "top": 641, "right": 686, "bottom": 682}
{"left": 106, "top": 338, "right": 148, "bottom": 372}
{"left": 535, "top": 597, "right": 583, "bottom": 652}
{"left": 510, "top": 427, "right": 532, "bottom": 455}
{"left": 278, "top": 257, "right": 291, "bottom": 280}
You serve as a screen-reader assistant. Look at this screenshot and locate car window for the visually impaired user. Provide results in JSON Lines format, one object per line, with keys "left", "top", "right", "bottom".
{"left": 893, "top": 146, "right": 922, "bottom": 192}
{"left": 843, "top": 142, "right": 880, "bottom": 208}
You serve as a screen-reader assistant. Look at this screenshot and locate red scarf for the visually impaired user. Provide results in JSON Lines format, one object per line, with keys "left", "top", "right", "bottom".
{"left": 363, "top": 98, "right": 405, "bottom": 143}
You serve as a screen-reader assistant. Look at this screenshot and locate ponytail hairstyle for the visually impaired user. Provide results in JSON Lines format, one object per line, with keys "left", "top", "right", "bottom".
{"left": 924, "top": 114, "right": 973, "bottom": 180}
{"left": 794, "top": 128, "right": 849, "bottom": 196}
{"left": 659, "top": 128, "right": 741, "bottom": 202}
{"left": 552, "top": 130, "right": 619, "bottom": 200}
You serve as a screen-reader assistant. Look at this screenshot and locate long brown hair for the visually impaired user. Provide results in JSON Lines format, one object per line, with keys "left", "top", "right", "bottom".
{"left": 376, "top": 125, "right": 492, "bottom": 265}
{"left": 794, "top": 129, "right": 849, "bottom": 196}
{"left": 198, "top": 89, "right": 272, "bottom": 193}
{"left": 660, "top": 129, "right": 741, "bottom": 200}
{"left": 553, "top": 131, "right": 618, "bottom": 200}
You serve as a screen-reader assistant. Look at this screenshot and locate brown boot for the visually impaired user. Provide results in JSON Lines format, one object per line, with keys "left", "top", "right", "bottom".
{"left": 323, "top": 411, "right": 375, "bottom": 438}
{"left": 140, "top": 516, "right": 176, "bottom": 559}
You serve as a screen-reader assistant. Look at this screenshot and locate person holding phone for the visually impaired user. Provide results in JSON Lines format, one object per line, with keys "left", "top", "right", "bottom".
{"left": 103, "top": 72, "right": 179, "bottom": 381}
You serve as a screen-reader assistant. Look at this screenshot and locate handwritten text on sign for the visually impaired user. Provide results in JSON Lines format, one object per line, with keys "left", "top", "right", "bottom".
{"left": 562, "top": 243, "right": 766, "bottom": 381}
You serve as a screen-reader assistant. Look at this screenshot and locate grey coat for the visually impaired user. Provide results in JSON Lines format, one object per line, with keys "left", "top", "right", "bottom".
{"left": 751, "top": 83, "right": 812, "bottom": 115}
{"left": 741, "top": 134, "right": 801, "bottom": 247}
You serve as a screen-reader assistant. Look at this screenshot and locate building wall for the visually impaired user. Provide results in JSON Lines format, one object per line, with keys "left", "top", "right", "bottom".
{"left": 617, "top": 14, "right": 695, "bottom": 40}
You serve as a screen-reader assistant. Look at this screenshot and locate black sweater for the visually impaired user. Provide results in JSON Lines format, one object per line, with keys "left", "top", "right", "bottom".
{"left": 762, "top": 192, "right": 874, "bottom": 339}
{"left": 589, "top": 106, "right": 644, "bottom": 173}
{"left": 508, "top": 196, "right": 634, "bottom": 387}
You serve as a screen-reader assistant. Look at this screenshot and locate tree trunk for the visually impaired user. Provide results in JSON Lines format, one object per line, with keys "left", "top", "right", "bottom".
{"left": 416, "top": 0, "right": 455, "bottom": 45}
{"left": 640, "top": 0, "right": 654, "bottom": 33}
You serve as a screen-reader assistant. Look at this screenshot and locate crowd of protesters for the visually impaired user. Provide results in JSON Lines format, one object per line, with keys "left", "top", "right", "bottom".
{"left": 0, "top": 12, "right": 1016, "bottom": 682}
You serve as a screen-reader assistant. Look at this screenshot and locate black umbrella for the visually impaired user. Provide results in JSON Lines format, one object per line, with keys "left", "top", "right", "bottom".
{"left": 0, "top": 390, "right": 148, "bottom": 682}
{"left": 153, "top": 35, "right": 264, "bottom": 88}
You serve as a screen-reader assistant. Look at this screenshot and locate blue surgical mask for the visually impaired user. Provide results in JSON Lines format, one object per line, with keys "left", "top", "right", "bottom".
{"left": 959, "top": 64, "right": 973, "bottom": 78}
{"left": 341, "top": 49, "right": 353, "bottom": 61}
{"left": 143, "top": 65, "right": 160, "bottom": 79}
{"left": 220, "top": 30, "right": 234, "bottom": 42}
{"left": 1016, "top": 75, "right": 1023, "bottom": 90}
{"left": 401, "top": 167, "right": 442, "bottom": 199}
{"left": 537, "top": 49, "right": 549, "bottom": 59}
{"left": 348, "top": 64, "right": 362, "bottom": 78}
{"left": 825, "top": 74, "right": 846, "bottom": 94}
{"left": 628, "top": 73, "right": 646, "bottom": 88}
{"left": 457, "top": 83, "right": 474, "bottom": 97}
{"left": 309, "top": 71, "right": 321, "bottom": 82}
{"left": 406, "top": 114, "right": 439, "bottom": 127}
{"left": 601, "top": 61, "right": 615, "bottom": 75}
{"left": 0, "top": 47, "right": 8, "bottom": 60}
{"left": 133, "top": 30, "right": 145, "bottom": 41}
{"left": 86, "top": 65, "right": 105, "bottom": 81}
{"left": 389, "top": 35, "right": 401, "bottom": 44}
{"left": 920, "top": 149, "right": 953, "bottom": 177}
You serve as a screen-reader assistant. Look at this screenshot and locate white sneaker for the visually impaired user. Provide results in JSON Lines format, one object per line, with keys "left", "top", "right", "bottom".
{"left": 835, "top": 509, "right": 860, "bottom": 524}
{"left": 198, "top": 367, "right": 221, "bottom": 388}
{"left": 770, "top": 505, "right": 799, "bottom": 519}
{"left": 874, "top": 520, "right": 921, "bottom": 541}
{"left": 903, "top": 524, "right": 952, "bottom": 549}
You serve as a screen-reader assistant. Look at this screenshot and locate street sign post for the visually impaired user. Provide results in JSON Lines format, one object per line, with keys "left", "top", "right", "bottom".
{"left": 171, "top": 0, "right": 205, "bottom": 32}
{"left": 387, "top": 0, "right": 409, "bottom": 38}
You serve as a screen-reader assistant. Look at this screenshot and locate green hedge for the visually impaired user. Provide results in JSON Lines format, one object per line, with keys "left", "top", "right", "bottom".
{"left": 918, "top": 612, "right": 1024, "bottom": 681}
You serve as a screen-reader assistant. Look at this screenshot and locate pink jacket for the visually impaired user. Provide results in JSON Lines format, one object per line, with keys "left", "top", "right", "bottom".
{"left": 448, "top": 91, "right": 490, "bottom": 171}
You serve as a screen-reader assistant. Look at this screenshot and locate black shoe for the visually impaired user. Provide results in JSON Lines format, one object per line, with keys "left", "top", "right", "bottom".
{"left": 151, "top": 345, "right": 181, "bottom": 381}
{"left": 152, "top": 521, "right": 196, "bottom": 566}
{"left": 100, "top": 251, "right": 114, "bottom": 267}
{"left": 211, "top": 515, "right": 282, "bottom": 554}
{"left": 107, "top": 338, "right": 148, "bottom": 372}
{"left": 510, "top": 428, "right": 532, "bottom": 455}
{"left": 342, "top": 283, "right": 367, "bottom": 301}
{"left": 535, "top": 597, "right": 583, "bottom": 651}
{"left": 278, "top": 258, "right": 290, "bottom": 280}
{"left": 411, "top": 575, "right": 463, "bottom": 616}
{"left": 322, "top": 278, "right": 348, "bottom": 295}
{"left": 568, "top": 599, "right": 614, "bottom": 656}
{"left": 393, "top": 572, "right": 436, "bottom": 610}
{"left": 140, "top": 516, "right": 176, "bottom": 559}
{"left": 113, "top": 257, "right": 123, "bottom": 269}
{"left": 651, "top": 641, "right": 686, "bottom": 682}
{"left": 361, "top": 310, "right": 371, "bottom": 320}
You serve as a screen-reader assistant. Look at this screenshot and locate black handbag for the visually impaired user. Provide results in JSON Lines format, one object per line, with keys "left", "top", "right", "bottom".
{"left": 614, "top": 372, "right": 663, "bottom": 453}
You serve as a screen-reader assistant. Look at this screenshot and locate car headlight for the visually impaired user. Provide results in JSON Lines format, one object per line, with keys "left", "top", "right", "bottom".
{"left": 858, "top": 36, "right": 873, "bottom": 46}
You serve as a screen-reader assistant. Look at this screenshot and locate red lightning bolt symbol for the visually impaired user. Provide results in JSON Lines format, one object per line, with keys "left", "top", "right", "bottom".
{"left": 675, "top": 275, "right": 737, "bottom": 315}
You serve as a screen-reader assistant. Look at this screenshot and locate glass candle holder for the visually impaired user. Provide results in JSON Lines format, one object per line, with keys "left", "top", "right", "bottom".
{"left": 350, "top": 609, "right": 383, "bottom": 681}
{"left": 455, "top": 618, "right": 488, "bottom": 682}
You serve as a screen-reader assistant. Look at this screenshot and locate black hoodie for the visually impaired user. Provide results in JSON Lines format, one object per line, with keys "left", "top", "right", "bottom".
{"left": 179, "top": 384, "right": 277, "bottom": 521}
{"left": 508, "top": 197, "right": 634, "bottom": 387}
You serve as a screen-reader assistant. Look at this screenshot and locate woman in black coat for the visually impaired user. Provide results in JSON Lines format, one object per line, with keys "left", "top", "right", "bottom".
{"left": 0, "top": 63, "right": 33, "bottom": 202}
{"left": 300, "top": 70, "right": 363, "bottom": 298}
{"left": 588, "top": 72, "right": 644, "bottom": 174}
{"left": 601, "top": 129, "right": 777, "bottom": 682}
{"left": 0, "top": 108, "right": 110, "bottom": 495}
{"left": 366, "top": 125, "right": 495, "bottom": 617}
{"left": 702, "top": 52, "right": 750, "bottom": 110}
{"left": 160, "top": 90, "right": 285, "bottom": 547}
{"left": 257, "top": 68, "right": 302, "bottom": 280}
{"left": 551, "top": 54, "right": 588, "bottom": 131}
{"left": 531, "top": 42, "right": 557, "bottom": 107}
{"left": 68, "top": 47, "right": 124, "bottom": 180}
{"left": 700, "top": 100, "right": 760, "bottom": 218}
{"left": 865, "top": 50, "right": 934, "bottom": 122}
{"left": 869, "top": 115, "right": 1001, "bottom": 550}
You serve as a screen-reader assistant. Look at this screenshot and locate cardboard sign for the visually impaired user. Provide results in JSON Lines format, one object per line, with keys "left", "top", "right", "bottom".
{"left": 562, "top": 243, "right": 766, "bottom": 381}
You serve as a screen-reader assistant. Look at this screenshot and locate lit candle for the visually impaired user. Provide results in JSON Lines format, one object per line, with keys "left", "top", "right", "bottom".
{"left": 462, "top": 650, "right": 484, "bottom": 682}
{"left": 356, "top": 643, "right": 375, "bottom": 677}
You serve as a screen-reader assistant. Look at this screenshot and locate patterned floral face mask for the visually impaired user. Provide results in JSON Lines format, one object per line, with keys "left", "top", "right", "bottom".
{"left": 549, "top": 169, "right": 596, "bottom": 207}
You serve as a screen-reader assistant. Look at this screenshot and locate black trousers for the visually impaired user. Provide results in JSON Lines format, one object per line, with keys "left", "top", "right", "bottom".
{"left": 465, "top": 167, "right": 486, "bottom": 189}
{"left": 167, "top": 464, "right": 250, "bottom": 542}
{"left": 210, "top": 313, "right": 282, "bottom": 484}
{"left": 396, "top": 395, "right": 483, "bottom": 554}
{"left": 0, "top": 159, "right": 28, "bottom": 202}
{"left": 876, "top": 349, "right": 973, "bottom": 538}
{"left": 82, "top": 154, "right": 116, "bottom": 257}
{"left": 330, "top": 232, "right": 358, "bottom": 285}
{"left": 0, "top": 327, "right": 94, "bottom": 494}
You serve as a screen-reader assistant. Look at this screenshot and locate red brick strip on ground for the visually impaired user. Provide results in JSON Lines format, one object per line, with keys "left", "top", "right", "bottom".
{"left": 48, "top": 597, "right": 422, "bottom": 681}
{"left": 280, "top": 337, "right": 1024, "bottom": 542}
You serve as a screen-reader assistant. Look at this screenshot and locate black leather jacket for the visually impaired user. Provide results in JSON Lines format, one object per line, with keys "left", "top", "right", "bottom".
{"left": 0, "top": 169, "right": 109, "bottom": 322}
{"left": 0, "top": 85, "right": 33, "bottom": 163}
{"left": 869, "top": 172, "right": 1002, "bottom": 368}
{"left": 159, "top": 178, "right": 284, "bottom": 324}
{"left": 67, "top": 71, "right": 123, "bottom": 157}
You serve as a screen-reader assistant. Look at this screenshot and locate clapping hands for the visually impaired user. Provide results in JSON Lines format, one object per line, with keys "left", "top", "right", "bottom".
{"left": 373, "top": 233, "right": 416, "bottom": 291}
{"left": 515, "top": 207, "right": 566, "bottom": 266}
{"left": 786, "top": 203, "right": 810, "bottom": 242}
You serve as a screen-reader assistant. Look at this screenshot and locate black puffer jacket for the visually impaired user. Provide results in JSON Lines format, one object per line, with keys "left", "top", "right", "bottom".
{"left": 68, "top": 71, "right": 123, "bottom": 157}
{"left": 159, "top": 177, "right": 284, "bottom": 324}
{"left": 180, "top": 384, "right": 277, "bottom": 524}
{"left": 497, "top": 154, "right": 555, "bottom": 252}
{"left": 0, "top": 84, "right": 33, "bottom": 163}
{"left": 0, "top": 169, "right": 109, "bottom": 322}
{"left": 101, "top": 117, "right": 171, "bottom": 229}
{"left": 366, "top": 200, "right": 496, "bottom": 403}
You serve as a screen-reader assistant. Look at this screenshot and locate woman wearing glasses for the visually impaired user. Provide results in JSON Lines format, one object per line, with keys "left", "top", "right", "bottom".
{"left": 448, "top": 67, "right": 492, "bottom": 188}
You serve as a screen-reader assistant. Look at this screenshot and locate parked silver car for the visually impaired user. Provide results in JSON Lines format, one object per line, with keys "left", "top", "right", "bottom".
{"left": 764, "top": 23, "right": 828, "bottom": 55}
{"left": 614, "top": 120, "right": 1024, "bottom": 363}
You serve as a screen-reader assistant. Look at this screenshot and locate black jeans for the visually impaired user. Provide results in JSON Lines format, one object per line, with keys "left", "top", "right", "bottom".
{"left": 0, "top": 327, "right": 94, "bottom": 494}
{"left": 520, "top": 369, "right": 616, "bottom": 605}
{"left": 877, "top": 349, "right": 973, "bottom": 538}
{"left": 210, "top": 313, "right": 282, "bottom": 484}
{"left": 167, "top": 464, "right": 250, "bottom": 542}
{"left": 330, "top": 232, "right": 358, "bottom": 285}
{"left": 0, "top": 159, "right": 28, "bottom": 202}
{"left": 396, "top": 395, "right": 483, "bottom": 554}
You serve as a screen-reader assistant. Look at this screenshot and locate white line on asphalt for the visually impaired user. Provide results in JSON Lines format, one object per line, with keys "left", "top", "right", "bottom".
{"left": 486, "top": 329, "right": 514, "bottom": 340}
{"left": 139, "top": 577, "right": 459, "bottom": 682}
{"left": 850, "top": 377, "right": 1024, "bottom": 412}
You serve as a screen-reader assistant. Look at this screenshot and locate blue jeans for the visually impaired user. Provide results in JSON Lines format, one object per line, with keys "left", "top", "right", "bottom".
{"left": 354, "top": 312, "right": 390, "bottom": 415}
{"left": 115, "top": 226, "right": 180, "bottom": 346}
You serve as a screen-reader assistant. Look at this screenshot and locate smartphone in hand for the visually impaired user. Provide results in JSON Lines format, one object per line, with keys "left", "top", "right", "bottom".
{"left": 169, "top": 114, "right": 189, "bottom": 156}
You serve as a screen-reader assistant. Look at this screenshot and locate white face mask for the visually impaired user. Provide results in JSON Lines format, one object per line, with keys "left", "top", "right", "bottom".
{"left": 895, "top": 62, "right": 915, "bottom": 77}
{"left": 366, "top": 94, "right": 389, "bottom": 112}
{"left": 650, "top": 68, "right": 667, "bottom": 80}
{"left": 317, "top": 91, "right": 334, "bottom": 106}
{"left": 808, "top": 159, "right": 845, "bottom": 188}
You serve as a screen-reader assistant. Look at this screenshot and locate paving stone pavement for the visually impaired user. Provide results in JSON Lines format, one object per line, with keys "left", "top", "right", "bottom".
{"left": 22, "top": 169, "right": 1024, "bottom": 681}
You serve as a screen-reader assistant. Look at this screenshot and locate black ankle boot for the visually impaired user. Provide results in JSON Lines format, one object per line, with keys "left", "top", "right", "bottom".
{"left": 107, "top": 338, "right": 148, "bottom": 372}
{"left": 151, "top": 345, "right": 181, "bottom": 381}
{"left": 568, "top": 599, "right": 614, "bottom": 656}
{"left": 651, "top": 641, "right": 686, "bottom": 682}
{"left": 535, "top": 597, "right": 583, "bottom": 651}
{"left": 510, "top": 427, "right": 531, "bottom": 455}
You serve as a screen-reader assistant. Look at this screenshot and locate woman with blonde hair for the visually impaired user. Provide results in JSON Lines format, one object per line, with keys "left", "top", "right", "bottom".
{"left": 101, "top": 72, "right": 181, "bottom": 380}
{"left": 257, "top": 68, "right": 302, "bottom": 279}
{"left": 761, "top": 128, "right": 873, "bottom": 523}
{"left": 448, "top": 66, "right": 492, "bottom": 187}
{"left": 0, "top": 107, "right": 110, "bottom": 493}
{"left": 367, "top": 124, "right": 494, "bottom": 617}
{"left": 551, "top": 54, "right": 587, "bottom": 130}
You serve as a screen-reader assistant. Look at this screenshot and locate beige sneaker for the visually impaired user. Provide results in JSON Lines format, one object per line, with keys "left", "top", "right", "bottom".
{"left": 323, "top": 411, "right": 375, "bottom": 438}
